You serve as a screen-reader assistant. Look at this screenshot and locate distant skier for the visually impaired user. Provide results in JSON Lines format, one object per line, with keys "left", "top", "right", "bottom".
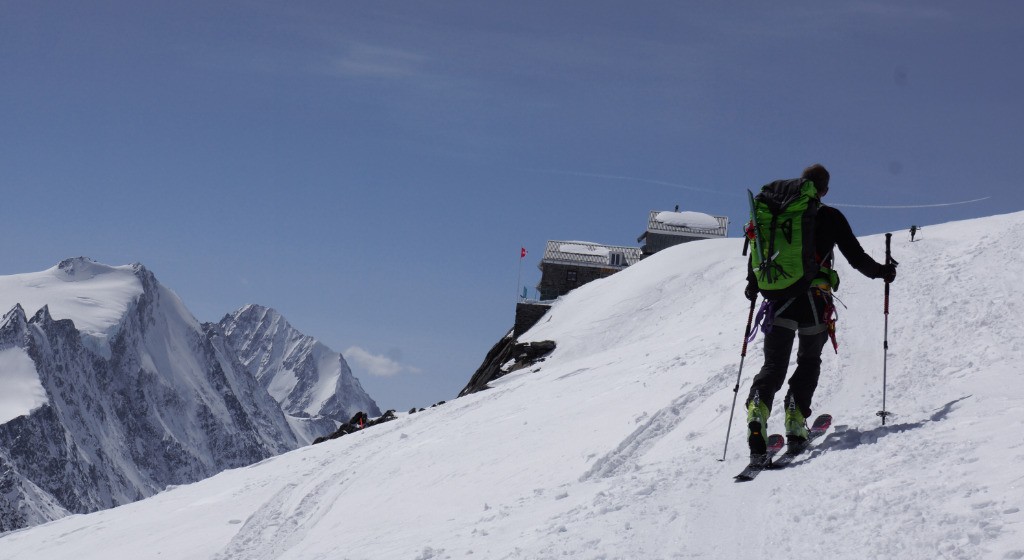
{"left": 910, "top": 225, "right": 920, "bottom": 241}
{"left": 743, "top": 164, "right": 897, "bottom": 455}
{"left": 351, "top": 411, "right": 368, "bottom": 429}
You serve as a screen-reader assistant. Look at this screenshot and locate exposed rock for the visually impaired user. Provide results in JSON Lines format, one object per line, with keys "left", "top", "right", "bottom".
{"left": 459, "top": 332, "right": 556, "bottom": 397}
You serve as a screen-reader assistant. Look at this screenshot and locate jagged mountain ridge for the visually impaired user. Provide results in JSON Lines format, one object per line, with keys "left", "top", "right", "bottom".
{"left": 0, "top": 258, "right": 378, "bottom": 532}
{"left": 219, "top": 304, "right": 380, "bottom": 442}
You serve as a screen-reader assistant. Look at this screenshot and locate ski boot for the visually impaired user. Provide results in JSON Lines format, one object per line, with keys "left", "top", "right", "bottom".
{"left": 784, "top": 400, "right": 809, "bottom": 454}
{"left": 746, "top": 397, "right": 770, "bottom": 456}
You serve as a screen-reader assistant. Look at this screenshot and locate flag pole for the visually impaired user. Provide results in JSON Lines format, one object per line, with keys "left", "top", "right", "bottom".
{"left": 516, "top": 247, "right": 527, "bottom": 303}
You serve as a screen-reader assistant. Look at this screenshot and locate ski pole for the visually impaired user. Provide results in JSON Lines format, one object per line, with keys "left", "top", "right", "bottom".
{"left": 720, "top": 297, "right": 758, "bottom": 461}
{"left": 877, "top": 233, "right": 894, "bottom": 425}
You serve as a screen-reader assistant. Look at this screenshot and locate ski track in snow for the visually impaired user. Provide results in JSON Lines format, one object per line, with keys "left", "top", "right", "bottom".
{"left": 213, "top": 473, "right": 348, "bottom": 560}
{"left": 580, "top": 366, "right": 733, "bottom": 481}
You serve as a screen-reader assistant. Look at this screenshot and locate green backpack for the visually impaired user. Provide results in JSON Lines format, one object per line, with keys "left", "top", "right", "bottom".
{"left": 746, "top": 178, "right": 821, "bottom": 300}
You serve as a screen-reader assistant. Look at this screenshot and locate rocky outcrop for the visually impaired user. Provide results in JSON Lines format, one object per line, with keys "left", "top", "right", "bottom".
{"left": 459, "top": 330, "right": 556, "bottom": 397}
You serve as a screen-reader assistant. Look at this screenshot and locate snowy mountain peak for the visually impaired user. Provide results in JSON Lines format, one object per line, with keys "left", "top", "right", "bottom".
{"left": 55, "top": 256, "right": 117, "bottom": 278}
{"left": 237, "top": 302, "right": 279, "bottom": 319}
{"left": 29, "top": 304, "right": 53, "bottom": 325}
{"left": 0, "top": 259, "right": 335, "bottom": 532}
{"left": 1, "top": 304, "right": 27, "bottom": 331}
{"left": 219, "top": 303, "right": 380, "bottom": 438}
{"left": 225, "top": 303, "right": 288, "bottom": 334}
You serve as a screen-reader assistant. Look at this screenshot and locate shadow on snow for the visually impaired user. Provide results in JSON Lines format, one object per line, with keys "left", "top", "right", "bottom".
{"left": 800, "top": 395, "right": 972, "bottom": 461}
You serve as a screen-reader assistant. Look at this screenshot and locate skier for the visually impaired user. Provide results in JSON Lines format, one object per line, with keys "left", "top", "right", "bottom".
{"left": 743, "top": 164, "right": 897, "bottom": 455}
{"left": 910, "top": 225, "right": 919, "bottom": 241}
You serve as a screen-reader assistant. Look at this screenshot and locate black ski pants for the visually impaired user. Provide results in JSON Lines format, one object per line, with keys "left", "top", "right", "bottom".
{"left": 746, "top": 292, "right": 830, "bottom": 418}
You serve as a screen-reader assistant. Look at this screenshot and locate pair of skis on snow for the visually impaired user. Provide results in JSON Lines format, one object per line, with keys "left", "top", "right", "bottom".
{"left": 733, "top": 413, "right": 832, "bottom": 482}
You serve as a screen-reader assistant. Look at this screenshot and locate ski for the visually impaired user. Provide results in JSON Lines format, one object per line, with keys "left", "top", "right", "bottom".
{"left": 733, "top": 434, "right": 785, "bottom": 482}
{"left": 769, "top": 413, "right": 833, "bottom": 470}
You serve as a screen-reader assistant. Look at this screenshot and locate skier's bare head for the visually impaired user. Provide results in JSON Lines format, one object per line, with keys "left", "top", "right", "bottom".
{"left": 802, "top": 164, "right": 830, "bottom": 197}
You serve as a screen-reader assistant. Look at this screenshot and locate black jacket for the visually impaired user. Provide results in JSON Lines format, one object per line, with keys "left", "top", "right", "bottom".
{"left": 747, "top": 204, "right": 884, "bottom": 288}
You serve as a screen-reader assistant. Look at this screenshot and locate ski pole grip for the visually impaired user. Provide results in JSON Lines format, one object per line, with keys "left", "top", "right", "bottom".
{"left": 741, "top": 298, "right": 756, "bottom": 356}
{"left": 884, "top": 233, "right": 892, "bottom": 314}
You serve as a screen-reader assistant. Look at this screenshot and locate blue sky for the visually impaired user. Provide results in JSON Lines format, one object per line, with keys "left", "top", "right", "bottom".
{"left": 3, "top": 1, "right": 1021, "bottom": 412}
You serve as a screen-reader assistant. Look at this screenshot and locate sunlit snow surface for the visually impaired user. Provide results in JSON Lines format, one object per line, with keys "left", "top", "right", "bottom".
{"left": 2, "top": 213, "right": 1022, "bottom": 560}
{"left": 0, "top": 258, "right": 143, "bottom": 341}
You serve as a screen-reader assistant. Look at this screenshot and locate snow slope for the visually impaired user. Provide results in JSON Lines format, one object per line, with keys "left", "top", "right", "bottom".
{"left": 2, "top": 212, "right": 1022, "bottom": 560}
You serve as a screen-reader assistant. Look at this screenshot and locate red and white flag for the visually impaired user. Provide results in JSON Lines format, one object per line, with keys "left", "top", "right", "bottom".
{"left": 520, "top": 247, "right": 528, "bottom": 259}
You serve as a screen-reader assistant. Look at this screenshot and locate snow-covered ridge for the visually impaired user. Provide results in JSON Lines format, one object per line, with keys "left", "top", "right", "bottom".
{"left": 219, "top": 304, "right": 380, "bottom": 443}
{"left": 0, "top": 257, "right": 143, "bottom": 343}
{"left": 221, "top": 304, "right": 331, "bottom": 410}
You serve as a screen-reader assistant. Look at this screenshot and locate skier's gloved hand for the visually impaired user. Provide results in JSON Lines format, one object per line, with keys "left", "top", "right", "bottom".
{"left": 879, "top": 263, "right": 897, "bottom": 283}
{"left": 744, "top": 282, "right": 759, "bottom": 302}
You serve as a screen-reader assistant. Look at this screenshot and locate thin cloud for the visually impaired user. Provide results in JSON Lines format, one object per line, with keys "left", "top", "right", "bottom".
{"left": 831, "top": 196, "right": 990, "bottom": 209}
{"left": 327, "top": 43, "right": 429, "bottom": 79}
{"left": 344, "top": 346, "right": 422, "bottom": 377}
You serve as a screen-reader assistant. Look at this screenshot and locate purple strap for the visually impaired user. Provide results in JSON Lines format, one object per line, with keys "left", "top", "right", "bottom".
{"left": 747, "top": 300, "right": 775, "bottom": 343}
